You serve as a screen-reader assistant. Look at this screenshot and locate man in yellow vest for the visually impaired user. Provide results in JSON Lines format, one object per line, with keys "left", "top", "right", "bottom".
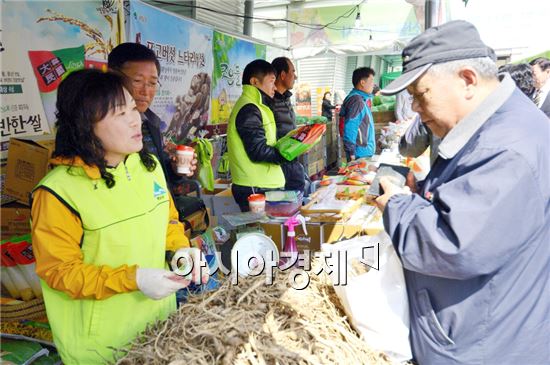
{"left": 227, "top": 59, "right": 287, "bottom": 211}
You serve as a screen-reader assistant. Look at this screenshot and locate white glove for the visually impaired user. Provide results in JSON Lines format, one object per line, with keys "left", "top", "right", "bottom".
{"left": 170, "top": 247, "right": 210, "bottom": 285}
{"left": 136, "top": 268, "right": 189, "bottom": 300}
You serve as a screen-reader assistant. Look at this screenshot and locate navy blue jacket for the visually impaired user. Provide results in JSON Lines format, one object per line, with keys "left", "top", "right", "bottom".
{"left": 384, "top": 79, "right": 550, "bottom": 364}
{"left": 142, "top": 109, "right": 183, "bottom": 194}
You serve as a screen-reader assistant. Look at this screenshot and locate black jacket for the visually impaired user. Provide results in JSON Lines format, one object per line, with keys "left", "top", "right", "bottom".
{"left": 322, "top": 99, "right": 335, "bottom": 120}
{"left": 235, "top": 91, "right": 287, "bottom": 166}
{"left": 142, "top": 109, "right": 184, "bottom": 193}
{"left": 264, "top": 90, "right": 306, "bottom": 192}
{"left": 267, "top": 90, "right": 296, "bottom": 139}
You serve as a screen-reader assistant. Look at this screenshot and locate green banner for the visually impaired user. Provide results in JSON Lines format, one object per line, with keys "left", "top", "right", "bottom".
{"left": 211, "top": 31, "right": 266, "bottom": 125}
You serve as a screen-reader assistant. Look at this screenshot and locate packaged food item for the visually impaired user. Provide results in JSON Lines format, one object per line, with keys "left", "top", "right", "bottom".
{"left": 1, "top": 243, "right": 33, "bottom": 301}
{"left": 335, "top": 187, "right": 367, "bottom": 201}
{"left": 0, "top": 338, "right": 50, "bottom": 365}
{"left": 319, "top": 175, "right": 346, "bottom": 186}
{"left": 1, "top": 267, "right": 21, "bottom": 299}
{"left": 275, "top": 124, "right": 326, "bottom": 161}
{"left": 6, "top": 236, "right": 42, "bottom": 298}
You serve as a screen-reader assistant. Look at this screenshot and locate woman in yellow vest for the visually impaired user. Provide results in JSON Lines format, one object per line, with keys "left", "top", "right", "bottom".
{"left": 31, "top": 69, "right": 204, "bottom": 364}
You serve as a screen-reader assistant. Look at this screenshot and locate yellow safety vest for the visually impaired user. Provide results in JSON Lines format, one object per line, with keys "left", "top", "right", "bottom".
{"left": 34, "top": 153, "right": 175, "bottom": 364}
{"left": 227, "top": 85, "right": 285, "bottom": 188}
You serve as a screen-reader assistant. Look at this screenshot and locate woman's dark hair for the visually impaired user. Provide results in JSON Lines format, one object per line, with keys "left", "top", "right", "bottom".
{"left": 499, "top": 63, "right": 536, "bottom": 100}
{"left": 53, "top": 68, "right": 156, "bottom": 188}
{"left": 323, "top": 91, "right": 331, "bottom": 100}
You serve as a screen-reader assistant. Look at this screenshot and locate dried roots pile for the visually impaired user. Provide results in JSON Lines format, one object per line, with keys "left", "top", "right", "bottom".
{"left": 115, "top": 268, "right": 393, "bottom": 365}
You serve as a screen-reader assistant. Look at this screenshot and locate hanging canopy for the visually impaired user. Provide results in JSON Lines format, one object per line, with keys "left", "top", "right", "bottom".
{"left": 286, "top": 0, "right": 432, "bottom": 59}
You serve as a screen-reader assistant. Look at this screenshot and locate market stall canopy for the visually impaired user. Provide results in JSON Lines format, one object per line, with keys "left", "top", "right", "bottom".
{"left": 290, "top": 38, "right": 409, "bottom": 59}
{"left": 254, "top": 0, "right": 437, "bottom": 59}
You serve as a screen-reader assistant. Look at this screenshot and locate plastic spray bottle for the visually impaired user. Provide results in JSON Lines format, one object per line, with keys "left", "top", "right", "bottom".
{"left": 279, "top": 214, "right": 308, "bottom": 268}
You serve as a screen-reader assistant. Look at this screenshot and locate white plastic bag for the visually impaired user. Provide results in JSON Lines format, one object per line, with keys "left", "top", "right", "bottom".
{"left": 321, "top": 232, "right": 412, "bottom": 362}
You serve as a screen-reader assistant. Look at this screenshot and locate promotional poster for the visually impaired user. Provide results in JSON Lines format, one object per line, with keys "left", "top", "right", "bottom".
{"left": 211, "top": 31, "right": 266, "bottom": 126}
{"left": 128, "top": 0, "right": 213, "bottom": 146}
{"left": 0, "top": 0, "right": 122, "bottom": 161}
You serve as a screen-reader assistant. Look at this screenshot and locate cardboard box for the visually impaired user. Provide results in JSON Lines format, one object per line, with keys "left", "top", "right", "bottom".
{"left": 1, "top": 202, "right": 31, "bottom": 239}
{"left": 323, "top": 222, "right": 365, "bottom": 244}
{"left": 293, "top": 222, "right": 323, "bottom": 252}
{"left": 304, "top": 159, "right": 325, "bottom": 177}
{"left": 261, "top": 222, "right": 285, "bottom": 249}
{"left": 1, "top": 164, "right": 17, "bottom": 205}
{"left": 260, "top": 207, "right": 381, "bottom": 254}
{"left": 5, "top": 135, "right": 55, "bottom": 204}
{"left": 188, "top": 187, "right": 225, "bottom": 214}
{"left": 212, "top": 188, "right": 241, "bottom": 228}
{"left": 372, "top": 111, "right": 395, "bottom": 124}
{"left": 261, "top": 221, "right": 324, "bottom": 252}
{"left": 364, "top": 211, "right": 384, "bottom": 236}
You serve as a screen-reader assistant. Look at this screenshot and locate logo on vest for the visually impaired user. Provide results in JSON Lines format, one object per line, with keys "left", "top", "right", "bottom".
{"left": 153, "top": 181, "right": 167, "bottom": 200}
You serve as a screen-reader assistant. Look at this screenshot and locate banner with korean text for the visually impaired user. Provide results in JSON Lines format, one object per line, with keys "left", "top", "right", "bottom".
{"left": 211, "top": 31, "right": 266, "bottom": 126}
{"left": 128, "top": 0, "right": 213, "bottom": 147}
{"left": 0, "top": 0, "right": 123, "bottom": 162}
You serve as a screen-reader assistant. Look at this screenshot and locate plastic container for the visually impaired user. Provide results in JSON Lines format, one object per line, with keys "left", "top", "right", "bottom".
{"left": 279, "top": 215, "right": 307, "bottom": 268}
{"left": 265, "top": 191, "right": 303, "bottom": 218}
{"left": 247, "top": 194, "right": 266, "bottom": 213}
{"left": 175, "top": 145, "right": 194, "bottom": 174}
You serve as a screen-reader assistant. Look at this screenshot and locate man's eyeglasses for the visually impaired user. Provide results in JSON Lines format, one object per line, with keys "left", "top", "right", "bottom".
{"left": 131, "top": 78, "right": 161, "bottom": 90}
{"left": 410, "top": 88, "right": 431, "bottom": 104}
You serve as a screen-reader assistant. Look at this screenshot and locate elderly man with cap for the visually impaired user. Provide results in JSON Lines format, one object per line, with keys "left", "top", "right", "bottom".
{"left": 377, "top": 20, "right": 549, "bottom": 364}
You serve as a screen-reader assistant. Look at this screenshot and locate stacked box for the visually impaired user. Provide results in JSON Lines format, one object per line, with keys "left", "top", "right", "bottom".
{"left": 325, "top": 122, "right": 339, "bottom": 167}
{"left": 5, "top": 135, "right": 56, "bottom": 204}
{"left": 1, "top": 202, "right": 31, "bottom": 239}
{"left": 298, "top": 135, "right": 326, "bottom": 177}
{"left": 304, "top": 158, "right": 325, "bottom": 177}
{"left": 372, "top": 111, "right": 395, "bottom": 124}
{"left": 306, "top": 135, "right": 327, "bottom": 164}
{"left": 260, "top": 220, "right": 368, "bottom": 252}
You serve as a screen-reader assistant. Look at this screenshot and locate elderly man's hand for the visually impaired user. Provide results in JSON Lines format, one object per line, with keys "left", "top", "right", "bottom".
{"left": 375, "top": 177, "right": 411, "bottom": 212}
{"left": 171, "top": 152, "right": 198, "bottom": 177}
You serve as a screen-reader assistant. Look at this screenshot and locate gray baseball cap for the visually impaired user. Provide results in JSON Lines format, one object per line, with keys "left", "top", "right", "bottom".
{"left": 381, "top": 20, "right": 496, "bottom": 95}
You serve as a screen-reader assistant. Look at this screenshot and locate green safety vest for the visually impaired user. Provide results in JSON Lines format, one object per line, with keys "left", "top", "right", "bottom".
{"left": 34, "top": 153, "right": 175, "bottom": 364}
{"left": 227, "top": 85, "right": 285, "bottom": 188}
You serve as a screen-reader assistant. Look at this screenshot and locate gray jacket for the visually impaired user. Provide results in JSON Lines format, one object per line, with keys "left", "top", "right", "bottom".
{"left": 384, "top": 76, "right": 550, "bottom": 364}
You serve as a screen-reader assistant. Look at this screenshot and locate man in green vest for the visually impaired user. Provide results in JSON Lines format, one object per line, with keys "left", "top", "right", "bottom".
{"left": 227, "top": 59, "right": 288, "bottom": 211}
